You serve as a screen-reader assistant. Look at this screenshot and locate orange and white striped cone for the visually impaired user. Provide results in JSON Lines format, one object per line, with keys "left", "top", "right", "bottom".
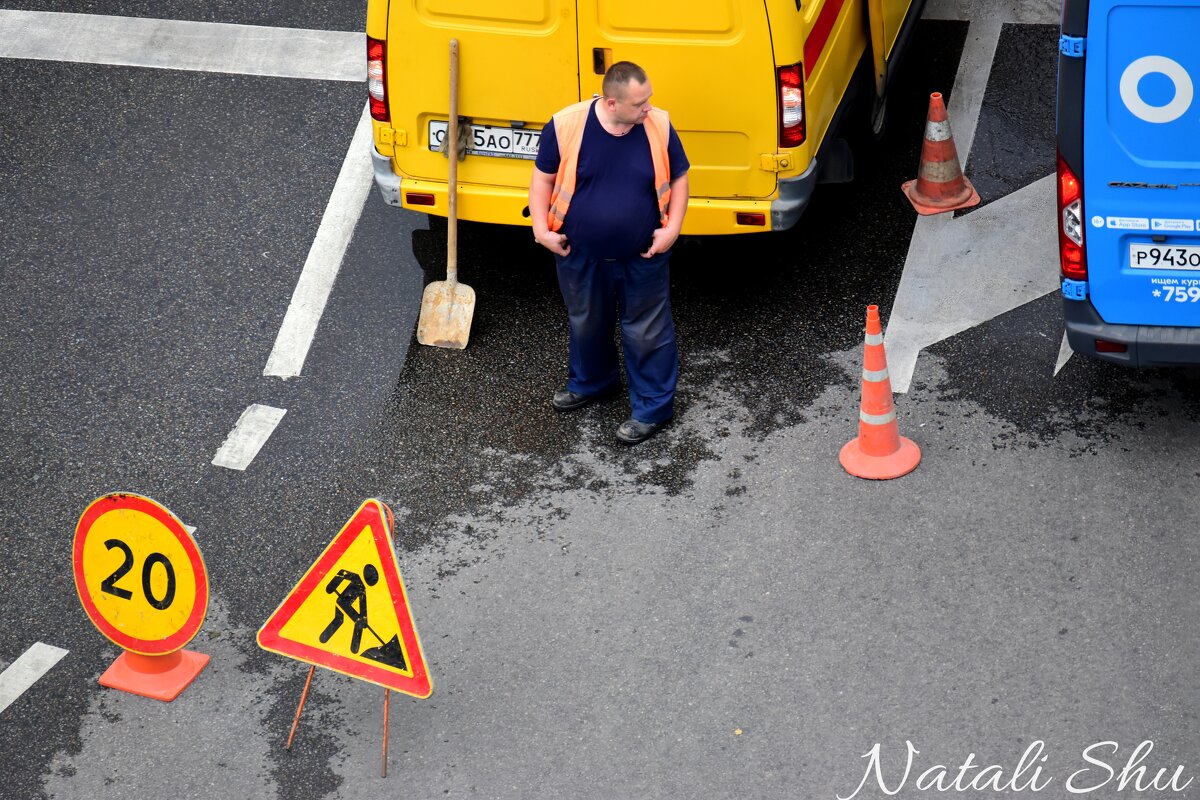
{"left": 901, "top": 91, "right": 980, "bottom": 215}
{"left": 839, "top": 305, "right": 921, "bottom": 480}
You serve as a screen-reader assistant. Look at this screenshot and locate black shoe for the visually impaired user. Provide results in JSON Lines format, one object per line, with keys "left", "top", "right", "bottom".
{"left": 615, "top": 418, "right": 670, "bottom": 444}
{"left": 551, "top": 386, "right": 615, "bottom": 412}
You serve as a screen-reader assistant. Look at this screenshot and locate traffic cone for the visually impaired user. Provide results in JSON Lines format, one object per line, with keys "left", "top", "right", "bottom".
{"left": 902, "top": 92, "right": 979, "bottom": 215}
{"left": 839, "top": 305, "right": 921, "bottom": 480}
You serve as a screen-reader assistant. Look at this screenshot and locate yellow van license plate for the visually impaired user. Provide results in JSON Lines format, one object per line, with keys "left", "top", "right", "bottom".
{"left": 428, "top": 121, "right": 541, "bottom": 160}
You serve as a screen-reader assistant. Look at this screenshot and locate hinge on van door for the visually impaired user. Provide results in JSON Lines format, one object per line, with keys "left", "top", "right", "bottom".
{"left": 1059, "top": 35, "right": 1085, "bottom": 57}
{"left": 760, "top": 153, "right": 795, "bottom": 172}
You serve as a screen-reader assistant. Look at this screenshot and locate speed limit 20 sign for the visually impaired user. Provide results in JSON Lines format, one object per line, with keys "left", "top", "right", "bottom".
{"left": 73, "top": 493, "right": 209, "bottom": 655}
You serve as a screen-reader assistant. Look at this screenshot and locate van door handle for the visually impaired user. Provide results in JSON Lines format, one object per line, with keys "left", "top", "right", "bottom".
{"left": 593, "top": 48, "right": 612, "bottom": 75}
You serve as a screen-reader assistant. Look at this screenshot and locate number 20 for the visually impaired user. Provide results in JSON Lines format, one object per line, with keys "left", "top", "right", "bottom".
{"left": 100, "top": 539, "right": 176, "bottom": 610}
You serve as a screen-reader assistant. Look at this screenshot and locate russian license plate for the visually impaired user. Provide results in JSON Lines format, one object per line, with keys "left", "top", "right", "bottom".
{"left": 428, "top": 121, "right": 541, "bottom": 160}
{"left": 1129, "top": 242, "right": 1200, "bottom": 270}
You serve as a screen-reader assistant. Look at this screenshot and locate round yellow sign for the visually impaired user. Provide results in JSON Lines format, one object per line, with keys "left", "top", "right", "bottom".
{"left": 73, "top": 494, "right": 208, "bottom": 655}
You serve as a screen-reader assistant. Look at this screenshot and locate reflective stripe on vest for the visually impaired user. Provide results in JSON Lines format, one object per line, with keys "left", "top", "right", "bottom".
{"left": 547, "top": 100, "right": 673, "bottom": 233}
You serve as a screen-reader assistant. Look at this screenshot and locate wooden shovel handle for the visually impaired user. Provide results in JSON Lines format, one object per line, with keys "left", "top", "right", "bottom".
{"left": 447, "top": 39, "right": 459, "bottom": 284}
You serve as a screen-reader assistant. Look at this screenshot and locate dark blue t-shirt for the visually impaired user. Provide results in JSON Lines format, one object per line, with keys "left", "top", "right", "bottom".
{"left": 536, "top": 100, "right": 689, "bottom": 259}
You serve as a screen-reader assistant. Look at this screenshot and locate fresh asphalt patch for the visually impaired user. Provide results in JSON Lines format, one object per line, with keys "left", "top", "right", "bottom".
{"left": 0, "top": 55, "right": 363, "bottom": 800}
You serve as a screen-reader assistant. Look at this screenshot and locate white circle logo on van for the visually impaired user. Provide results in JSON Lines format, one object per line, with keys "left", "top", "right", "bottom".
{"left": 1091, "top": 215, "right": 1105, "bottom": 228}
{"left": 1120, "top": 56, "right": 1193, "bottom": 123}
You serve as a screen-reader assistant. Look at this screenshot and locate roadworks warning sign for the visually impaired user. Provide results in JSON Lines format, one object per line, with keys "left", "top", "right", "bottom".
{"left": 257, "top": 499, "right": 432, "bottom": 698}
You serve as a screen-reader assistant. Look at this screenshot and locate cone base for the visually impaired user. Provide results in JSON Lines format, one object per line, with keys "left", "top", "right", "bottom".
{"left": 839, "top": 436, "right": 922, "bottom": 480}
{"left": 99, "top": 649, "right": 210, "bottom": 702}
{"left": 901, "top": 177, "right": 980, "bottom": 215}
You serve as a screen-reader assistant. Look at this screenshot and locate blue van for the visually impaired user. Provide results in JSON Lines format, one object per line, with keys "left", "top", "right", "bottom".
{"left": 1057, "top": 0, "right": 1200, "bottom": 365}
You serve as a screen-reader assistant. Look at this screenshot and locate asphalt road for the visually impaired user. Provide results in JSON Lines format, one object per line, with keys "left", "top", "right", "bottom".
{"left": 2, "top": 4, "right": 1200, "bottom": 800}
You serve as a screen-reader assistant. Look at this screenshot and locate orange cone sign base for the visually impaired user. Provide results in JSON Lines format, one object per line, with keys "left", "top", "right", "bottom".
{"left": 841, "top": 305, "right": 922, "bottom": 480}
{"left": 840, "top": 435, "right": 922, "bottom": 481}
{"left": 98, "top": 648, "right": 210, "bottom": 702}
{"left": 902, "top": 91, "right": 980, "bottom": 215}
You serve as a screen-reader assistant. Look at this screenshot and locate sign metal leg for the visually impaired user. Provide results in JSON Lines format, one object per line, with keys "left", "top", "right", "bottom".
{"left": 382, "top": 688, "right": 390, "bottom": 778}
{"left": 286, "top": 665, "right": 316, "bottom": 750}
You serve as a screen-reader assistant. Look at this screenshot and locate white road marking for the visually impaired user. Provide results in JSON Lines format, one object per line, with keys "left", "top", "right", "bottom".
{"left": 1055, "top": 333, "right": 1074, "bottom": 375}
{"left": 264, "top": 103, "right": 374, "bottom": 379}
{"left": 212, "top": 404, "right": 287, "bottom": 471}
{"left": 887, "top": 3, "right": 1063, "bottom": 392}
{"left": 0, "top": 10, "right": 363, "bottom": 81}
{"left": 887, "top": 175, "right": 1060, "bottom": 392}
{"left": 0, "top": 643, "right": 68, "bottom": 715}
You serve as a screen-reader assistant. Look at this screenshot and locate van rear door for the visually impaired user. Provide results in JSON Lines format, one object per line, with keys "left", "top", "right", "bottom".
{"left": 576, "top": 0, "right": 778, "bottom": 199}
{"left": 386, "top": 1, "right": 579, "bottom": 188}
{"left": 1083, "top": 0, "right": 1200, "bottom": 326}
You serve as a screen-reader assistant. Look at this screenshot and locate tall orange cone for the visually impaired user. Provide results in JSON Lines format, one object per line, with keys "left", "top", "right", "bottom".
{"left": 840, "top": 305, "right": 921, "bottom": 480}
{"left": 902, "top": 92, "right": 979, "bottom": 215}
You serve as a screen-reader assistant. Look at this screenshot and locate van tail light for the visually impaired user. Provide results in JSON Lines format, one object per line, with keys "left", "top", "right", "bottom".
{"left": 777, "top": 63, "right": 806, "bottom": 148}
{"left": 1057, "top": 152, "right": 1086, "bottom": 280}
{"left": 367, "top": 37, "right": 389, "bottom": 122}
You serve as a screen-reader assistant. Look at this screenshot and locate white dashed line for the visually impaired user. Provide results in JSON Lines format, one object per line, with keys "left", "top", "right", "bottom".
{"left": 0, "top": 10, "right": 363, "bottom": 81}
{"left": 0, "top": 643, "right": 68, "bottom": 715}
{"left": 263, "top": 103, "right": 374, "bottom": 379}
{"left": 212, "top": 404, "right": 287, "bottom": 471}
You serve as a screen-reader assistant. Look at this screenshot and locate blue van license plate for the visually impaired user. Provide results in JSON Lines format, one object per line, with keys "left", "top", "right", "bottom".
{"left": 1129, "top": 243, "right": 1200, "bottom": 270}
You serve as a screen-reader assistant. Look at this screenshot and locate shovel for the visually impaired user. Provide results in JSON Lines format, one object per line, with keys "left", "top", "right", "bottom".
{"left": 417, "top": 38, "right": 476, "bottom": 349}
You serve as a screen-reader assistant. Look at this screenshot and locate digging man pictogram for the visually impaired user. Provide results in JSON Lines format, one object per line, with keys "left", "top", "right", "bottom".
{"left": 317, "top": 564, "right": 407, "bottom": 670}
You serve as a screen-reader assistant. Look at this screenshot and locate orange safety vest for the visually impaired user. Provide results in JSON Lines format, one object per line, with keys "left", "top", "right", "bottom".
{"left": 547, "top": 99, "right": 673, "bottom": 233}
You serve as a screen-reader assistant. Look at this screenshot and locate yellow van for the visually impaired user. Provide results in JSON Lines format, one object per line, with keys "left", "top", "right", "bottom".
{"left": 366, "top": 0, "right": 924, "bottom": 234}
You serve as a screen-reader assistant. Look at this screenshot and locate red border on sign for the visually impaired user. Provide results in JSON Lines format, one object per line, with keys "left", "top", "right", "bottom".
{"left": 256, "top": 500, "right": 432, "bottom": 699}
{"left": 804, "top": 0, "right": 848, "bottom": 79}
{"left": 72, "top": 493, "right": 209, "bottom": 655}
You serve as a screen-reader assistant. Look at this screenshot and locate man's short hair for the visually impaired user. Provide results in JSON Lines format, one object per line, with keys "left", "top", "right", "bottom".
{"left": 603, "top": 61, "right": 648, "bottom": 99}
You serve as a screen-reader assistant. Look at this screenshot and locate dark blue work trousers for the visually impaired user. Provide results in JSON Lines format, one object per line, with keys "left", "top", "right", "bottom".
{"left": 555, "top": 249, "right": 678, "bottom": 424}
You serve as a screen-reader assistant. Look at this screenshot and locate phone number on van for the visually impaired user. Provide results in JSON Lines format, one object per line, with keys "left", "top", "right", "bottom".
{"left": 1130, "top": 243, "right": 1200, "bottom": 270}
{"left": 429, "top": 121, "right": 541, "bottom": 160}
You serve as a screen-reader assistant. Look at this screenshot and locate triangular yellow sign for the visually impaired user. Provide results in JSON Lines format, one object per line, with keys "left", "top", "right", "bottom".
{"left": 257, "top": 500, "right": 432, "bottom": 698}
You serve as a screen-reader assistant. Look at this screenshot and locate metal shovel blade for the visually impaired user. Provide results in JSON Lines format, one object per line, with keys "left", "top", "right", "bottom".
{"left": 416, "top": 280, "right": 475, "bottom": 349}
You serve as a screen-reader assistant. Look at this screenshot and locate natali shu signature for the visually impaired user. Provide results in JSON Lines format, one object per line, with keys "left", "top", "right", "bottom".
{"left": 837, "top": 741, "right": 1194, "bottom": 798}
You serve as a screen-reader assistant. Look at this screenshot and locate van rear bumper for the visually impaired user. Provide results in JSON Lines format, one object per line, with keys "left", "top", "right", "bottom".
{"left": 770, "top": 159, "right": 819, "bottom": 232}
{"left": 1064, "top": 297, "right": 1200, "bottom": 367}
{"left": 371, "top": 145, "right": 816, "bottom": 235}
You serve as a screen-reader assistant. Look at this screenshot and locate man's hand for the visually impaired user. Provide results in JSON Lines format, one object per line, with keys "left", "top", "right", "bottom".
{"left": 640, "top": 227, "right": 679, "bottom": 258}
{"left": 535, "top": 229, "right": 572, "bottom": 256}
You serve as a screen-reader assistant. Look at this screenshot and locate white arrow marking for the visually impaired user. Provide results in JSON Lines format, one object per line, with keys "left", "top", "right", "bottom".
{"left": 887, "top": 174, "right": 1060, "bottom": 392}
{"left": 0, "top": 10, "right": 363, "bottom": 81}
{"left": 0, "top": 643, "right": 68, "bottom": 715}
{"left": 1055, "top": 333, "right": 1075, "bottom": 375}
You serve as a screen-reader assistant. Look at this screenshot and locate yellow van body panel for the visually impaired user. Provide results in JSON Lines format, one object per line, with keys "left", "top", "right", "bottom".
{"left": 367, "top": 0, "right": 921, "bottom": 234}
{"left": 397, "top": 178, "right": 781, "bottom": 234}
{"left": 576, "top": 0, "right": 778, "bottom": 199}
{"left": 365, "top": 2, "right": 387, "bottom": 38}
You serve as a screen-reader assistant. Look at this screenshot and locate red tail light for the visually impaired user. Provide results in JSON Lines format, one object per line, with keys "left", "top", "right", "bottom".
{"left": 1057, "top": 152, "right": 1086, "bottom": 280}
{"left": 367, "top": 37, "right": 389, "bottom": 122}
{"left": 777, "top": 64, "right": 806, "bottom": 148}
